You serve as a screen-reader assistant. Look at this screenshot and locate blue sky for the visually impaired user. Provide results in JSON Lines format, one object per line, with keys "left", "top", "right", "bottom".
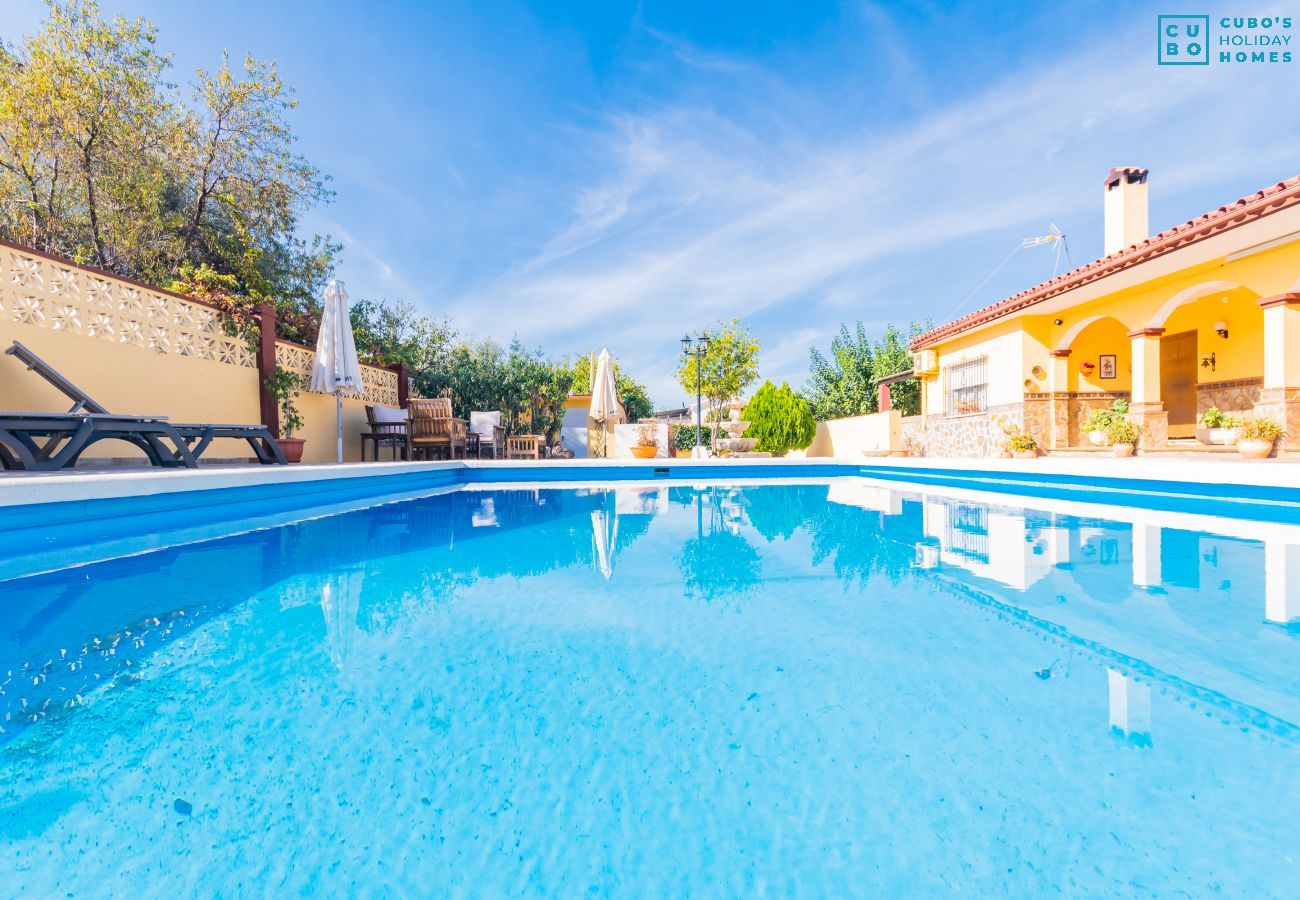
{"left": 6, "top": 1, "right": 1299, "bottom": 406}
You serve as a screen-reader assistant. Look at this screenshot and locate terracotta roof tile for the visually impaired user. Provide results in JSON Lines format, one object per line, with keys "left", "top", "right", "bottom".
{"left": 910, "top": 175, "right": 1300, "bottom": 350}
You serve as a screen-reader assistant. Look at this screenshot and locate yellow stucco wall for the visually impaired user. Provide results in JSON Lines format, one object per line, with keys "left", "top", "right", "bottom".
{"left": 0, "top": 243, "right": 403, "bottom": 465}
{"left": 919, "top": 227, "right": 1300, "bottom": 413}
{"left": 1068, "top": 317, "right": 1132, "bottom": 392}
{"left": 921, "top": 318, "right": 1026, "bottom": 414}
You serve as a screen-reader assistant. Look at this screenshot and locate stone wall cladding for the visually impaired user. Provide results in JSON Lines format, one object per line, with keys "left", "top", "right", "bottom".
{"left": 1253, "top": 387, "right": 1300, "bottom": 454}
{"left": 1065, "top": 392, "right": 1129, "bottom": 446}
{"left": 1198, "top": 378, "right": 1262, "bottom": 416}
{"left": 900, "top": 402, "right": 1026, "bottom": 458}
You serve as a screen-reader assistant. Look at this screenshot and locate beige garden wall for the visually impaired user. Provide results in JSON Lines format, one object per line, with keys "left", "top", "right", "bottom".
{"left": 0, "top": 240, "right": 402, "bottom": 465}
{"left": 807, "top": 410, "right": 902, "bottom": 457}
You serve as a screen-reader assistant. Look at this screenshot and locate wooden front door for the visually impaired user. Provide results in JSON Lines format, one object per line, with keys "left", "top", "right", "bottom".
{"left": 1160, "top": 330, "right": 1198, "bottom": 438}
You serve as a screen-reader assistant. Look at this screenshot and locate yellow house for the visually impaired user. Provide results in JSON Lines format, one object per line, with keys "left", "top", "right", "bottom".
{"left": 907, "top": 168, "right": 1300, "bottom": 456}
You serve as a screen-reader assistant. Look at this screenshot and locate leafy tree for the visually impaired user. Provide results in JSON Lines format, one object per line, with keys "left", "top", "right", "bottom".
{"left": 0, "top": 1, "right": 334, "bottom": 335}
{"left": 417, "top": 339, "right": 575, "bottom": 444}
{"left": 565, "top": 353, "right": 654, "bottom": 422}
{"left": 350, "top": 298, "right": 454, "bottom": 371}
{"left": 804, "top": 320, "right": 929, "bottom": 420}
{"left": 871, "top": 322, "right": 924, "bottom": 419}
{"left": 674, "top": 317, "right": 760, "bottom": 450}
{"left": 0, "top": 0, "right": 174, "bottom": 272}
{"left": 805, "top": 323, "right": 875, "bottom": 421}
{"left": 742, "top": 381, "right": 816, "bottom": 455}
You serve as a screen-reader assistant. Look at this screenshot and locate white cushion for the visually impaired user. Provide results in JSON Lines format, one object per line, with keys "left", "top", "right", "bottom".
{"left": 373, "top": 406, "right": 408, "bottom": 423}
{"left": 470, "top": 410, "right": 501, "bottom": 436}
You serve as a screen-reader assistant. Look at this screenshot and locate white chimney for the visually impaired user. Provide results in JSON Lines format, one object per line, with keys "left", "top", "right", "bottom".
{"left": 1103, "top": 166, "right": 1149, "bottom": 256}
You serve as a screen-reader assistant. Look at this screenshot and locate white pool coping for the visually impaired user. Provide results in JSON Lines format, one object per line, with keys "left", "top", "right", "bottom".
{"left": 0, "top": 457, "right": 844, "bottom": 507}
{"left": 2, "top": 454, "right": 1298, "bottom": 507}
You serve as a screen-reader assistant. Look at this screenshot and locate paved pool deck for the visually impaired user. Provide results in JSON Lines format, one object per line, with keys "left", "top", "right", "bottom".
{"left": 3, "top": 454, "right": 1300, "bottom": 508}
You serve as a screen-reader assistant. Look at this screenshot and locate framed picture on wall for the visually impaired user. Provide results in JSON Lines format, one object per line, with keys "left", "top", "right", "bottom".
{"left": 1099, "top": 354, "right": 1117, "bottom": 379}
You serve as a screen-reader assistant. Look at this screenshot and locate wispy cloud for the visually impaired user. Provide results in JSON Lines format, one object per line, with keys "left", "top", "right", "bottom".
{"left": 445, "top": 32, "right": 1295, "bottom": 406}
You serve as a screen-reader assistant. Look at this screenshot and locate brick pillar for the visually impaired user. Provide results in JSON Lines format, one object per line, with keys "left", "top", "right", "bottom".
{"left": 395, "top": 363, "right": 411, "bottom": 408}
{"left": 257, "top": 303, "right": 280, "bottom": 439}
{"left": 877, "top": 382, "right": 892, "bottom": 412}
{"left": 1048, "top": 350, "right": 1071, "bottom": 449}
{"left": 1256, "top": 293, "right": 1300, "bottom": 453}
{"left": 1128, "top": 328, "right": 1167, "bottom": 448}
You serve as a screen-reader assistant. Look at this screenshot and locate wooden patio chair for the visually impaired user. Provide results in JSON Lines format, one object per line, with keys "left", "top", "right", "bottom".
{"left": 505, "top": 434, "right": 543, "bottom": 460}
{"left": 407, "top": 398, "right": 468, "bottom": 460}
{"left": 362, "top": 405, "right": 409, "bottom": 461}
{"left": 469, "top": 411, "right": 506, "bottom": 459}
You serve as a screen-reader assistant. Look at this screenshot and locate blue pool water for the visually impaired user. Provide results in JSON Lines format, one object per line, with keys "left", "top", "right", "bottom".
{"left": 3, "top": 477, "right": 1299, "bottom": 895}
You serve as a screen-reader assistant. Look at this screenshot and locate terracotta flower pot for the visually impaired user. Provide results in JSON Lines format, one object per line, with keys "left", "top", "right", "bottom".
{"left": 1013, "top": 450, "right": 1038, "bottom": 459}
{"left": 277, "top": 437, "right": 305, "bottom": 464}
{"left": 1111, "top": 442, "right": 1135, "bottom": 457}
{"left": 1237, "top": 439, "right": 1274, "bottom": 460}
{"left": 630, "top": 445, "right": 658, "bottom": 459}
{"left": 993, "top": 450, "right": 1012, "bottom": 459}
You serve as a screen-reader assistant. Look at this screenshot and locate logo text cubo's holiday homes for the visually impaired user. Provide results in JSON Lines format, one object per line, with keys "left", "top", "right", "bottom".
{"left": 1158, "top": 15, "right": 1293, "bottom": 65}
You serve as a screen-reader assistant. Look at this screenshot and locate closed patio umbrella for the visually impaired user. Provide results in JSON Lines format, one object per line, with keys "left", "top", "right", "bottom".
{"left": 590, "top": 504, "right": 618, "bottom": 580}
{"left": 589, "top": 348, "right": 619, "bottom": 458}
{"left": 311, "top": 279, "right": 363, "bottom": 462}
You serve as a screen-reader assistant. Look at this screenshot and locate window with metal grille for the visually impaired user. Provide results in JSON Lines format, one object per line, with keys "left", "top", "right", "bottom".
{"left": 945, "top": 356, "right": 988, "bottom": 416}
{"left": 945, "top": 504, "right": 990, "bottom": 563}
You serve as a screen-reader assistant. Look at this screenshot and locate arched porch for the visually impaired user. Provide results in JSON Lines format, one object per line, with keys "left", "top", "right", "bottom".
{"left": 1127, "top": 284, "right": 1266, "bottom": 444}
{"left": 1047, "top": 316, "right": 1132, "bottom": 448}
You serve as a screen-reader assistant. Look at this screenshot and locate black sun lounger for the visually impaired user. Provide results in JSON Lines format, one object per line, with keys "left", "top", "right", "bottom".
{"left": 2, "top": 341, "right": 286, "bottom": 470}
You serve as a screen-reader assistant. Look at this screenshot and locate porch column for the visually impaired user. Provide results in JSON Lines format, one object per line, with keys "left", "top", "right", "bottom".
{"left": 1132, "top": 524, "right": 1162, "bottom": 590}
{"left": 1128, "top": 328, "right": 1167, "bottom": 448}
{"left": 1264, "top": 539, "right": 1300, "bottom": 625}
{"left": 1048, "top": 350, "right": 1072, "bottom": 448}
{"left": 1256, "top": 293, "right": 1300, "bottom": 452}
{"left": 1108, "top": 669, "right": 1152, "bottom": 745}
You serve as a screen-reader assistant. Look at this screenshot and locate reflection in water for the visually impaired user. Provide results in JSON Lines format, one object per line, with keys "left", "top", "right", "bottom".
{"left": 6, "top": 478, "right": 1300, "bottom": 895}
{"left": 677, "top": 487, "right": 762, "bottom": 601}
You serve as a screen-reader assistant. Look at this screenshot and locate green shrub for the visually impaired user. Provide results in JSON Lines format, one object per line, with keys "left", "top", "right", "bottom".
{"left": 1084, "top": 398, "right": 1129, "bottom": 433}
{"left": 1199, "top": 406, "right": 1243, "bottom": 429}
{"left": 1007, "top": 431, "right": 1038, "bottom": 453}
{"left": 1239, "top": 417, "right": 1283, "bottom": 442}
{"left": 742, "top": 381, "right": 816, "bottom": 455}
{"left": 673, "top": 424, "right": 714, "bottom": 451}
{"left": 1105, "top": 417, "right": 1141, "bottom": 445}
{"left": 263, "top": 366, "right": 306, "bottom": 437}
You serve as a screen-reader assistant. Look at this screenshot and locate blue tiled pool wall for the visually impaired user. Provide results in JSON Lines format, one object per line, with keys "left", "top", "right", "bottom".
{"left": 6, "top": 461, "right": 1300, "bottom": 582}
{"left": 857, "top": 464, "right": 1300, "bottom": 525}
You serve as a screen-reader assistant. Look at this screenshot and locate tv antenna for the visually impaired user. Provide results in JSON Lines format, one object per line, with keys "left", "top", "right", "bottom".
{"left": 940, "top": 224, "right": 1075, "bottom": 323}
{"left": 1020, "top": 224, "right": 1072, "bottom": 276}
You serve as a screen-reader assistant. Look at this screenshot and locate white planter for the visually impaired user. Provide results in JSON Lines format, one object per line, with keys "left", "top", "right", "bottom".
{"left": 1209, "top": 426, "right": 1241, "bottom": 445}
{"left": 1238, "top": 439, "right": 1273, "bottom": 460}
{"left": 1087, "top": 430, "right": 1107, "bottom": 446}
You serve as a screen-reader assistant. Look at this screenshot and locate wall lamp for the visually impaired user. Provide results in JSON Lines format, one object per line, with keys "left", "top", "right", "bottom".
{"left": 1053, "top": 318, "right": 1064, "bottom": 326}
{"left": 1201, "top": 352, "right": 1216, "bottom": 372}
{"left": 1213, "top": 320, "right": 1229, "bottom": 339}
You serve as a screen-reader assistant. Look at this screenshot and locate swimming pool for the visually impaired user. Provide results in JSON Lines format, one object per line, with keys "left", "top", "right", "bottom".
{"left": 3, "top": 476, "right": 1298, "bottom": 895}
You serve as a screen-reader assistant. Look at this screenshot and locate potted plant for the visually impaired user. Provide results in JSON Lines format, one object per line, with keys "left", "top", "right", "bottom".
{"left": 630, "top": 423, "right": 660, "bottom": 459}
{"left": 1196, "top": 406, "right": 1243, "bottom": 445}
{"left": 1105, "top": 417, "right": 1141, "bottom": 457}
{"left": 1084, "top": 398, "right": 1128, "bottom": 446}
{"left": 264, "top": 366, "right": 307, "bottom": 463}
{"left": 1007, "top": 430, "right": 1039, "bottom": 459}
{"left": 1236, "top": 417, "right": 1283, "bottom": 459}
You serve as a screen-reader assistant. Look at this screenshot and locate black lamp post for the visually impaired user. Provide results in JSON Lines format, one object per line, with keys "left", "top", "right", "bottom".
{"left": 680, "top": 333, "right": 710, "bottom": 456}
